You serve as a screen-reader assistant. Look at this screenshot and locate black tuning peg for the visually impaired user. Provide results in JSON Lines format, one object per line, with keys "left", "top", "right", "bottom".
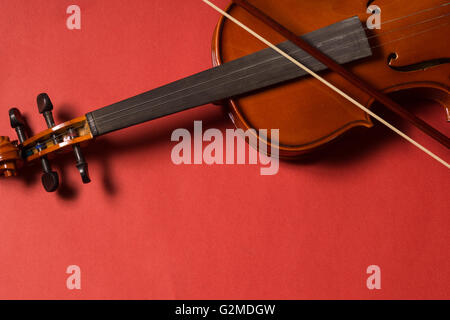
{"left": 69, "top": 128, "right": 91, "bottom": 184}
{"left": 9, "top": 108, "right": 27, "bottom": 144}
{"left": 36, "top": 93, "right": 91, "bottom": 186}
{"left": 9, "top": 105, "right": 59, "bottom": 192}
{"left": 36, "top": 93, "right": 59, "bottom": 192}
{"left": 40, "top": 159, "right": 60, "bottom": 192}
{"left": 37, "top": 93, "right": 56, "bottom": 128}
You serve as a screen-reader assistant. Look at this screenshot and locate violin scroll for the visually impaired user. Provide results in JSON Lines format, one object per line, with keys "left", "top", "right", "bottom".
{"left": 0, "top": 136, "right": 20, "bottom": 178}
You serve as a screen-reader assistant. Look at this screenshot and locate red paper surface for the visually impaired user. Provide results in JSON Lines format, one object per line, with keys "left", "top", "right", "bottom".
{"left": 0, "top": 0, "right": 448, "bottom": 299}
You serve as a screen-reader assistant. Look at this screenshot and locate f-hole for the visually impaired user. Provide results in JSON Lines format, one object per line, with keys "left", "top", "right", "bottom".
{"left": 387, "top": 52, "right": 450, "bottom": 72}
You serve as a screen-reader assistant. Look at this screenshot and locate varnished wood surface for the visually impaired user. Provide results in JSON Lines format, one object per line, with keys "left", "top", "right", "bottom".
{"left": 0, "top": 136, "right": 20, "bottom": 177}
{"left": 213, "top": 0, "right": 450, "bottom": 157}
{"left": 20, "top": 116, "right": 93, "bottom": 162}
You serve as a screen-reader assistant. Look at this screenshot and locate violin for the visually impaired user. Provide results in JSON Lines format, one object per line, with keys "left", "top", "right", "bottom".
{"left": 0, "top": 0, "right": 449, "bottom": 192}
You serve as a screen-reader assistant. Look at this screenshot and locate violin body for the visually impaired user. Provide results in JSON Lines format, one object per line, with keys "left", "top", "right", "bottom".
{"left": 213, "top": 0, "right": 449, "bottom": 157}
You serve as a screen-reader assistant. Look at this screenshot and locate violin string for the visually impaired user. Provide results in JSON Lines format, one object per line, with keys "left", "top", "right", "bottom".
{"left": 315, "top": 18, "right": 450, "bottom": 58}
{"left": 356, "top": 12, "right": 449, "bottom": 43}
{"left": 316, "top": 2, "right": 450, "bottom": 47}
{"left": 90, "top": 17, "right": 449, "bottom": 127}
{"left": 310, "top": 13, "right": 450, "bottom": 58}
{"left": 371, "top": 21, "right": 449, "bottom": 49}
{"left": 30, "top": 7, "right": 450, "bottom": 151}
{"left": 22, "top": 4, "right": 450, "bottom": 160}
{"left": 92, "top": 7, "right": 450, "bottom": 122}
{"left": 89, "top": 5, "right": 450, "bottom": 125}
{"left": 83, "top": 15, "right": 449, "bottom": 165}
{"left": 202, "top": 0, "right": 450, "bottom": 169}
{"left": 374, "top": 1, "right": 449, "bottom": 28}
{"left": 309, "top": 15, "right": 450, "bottom": 59}
{"left": 26, "top": 25, "right": 450, "bottom": 168}
{"left": 23, "top": 124, "right": 86, "bottom": 151}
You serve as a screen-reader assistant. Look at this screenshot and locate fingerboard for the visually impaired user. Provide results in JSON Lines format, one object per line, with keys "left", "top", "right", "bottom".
{"left": 86, "top": 16, "right": 371, "bottom": 136}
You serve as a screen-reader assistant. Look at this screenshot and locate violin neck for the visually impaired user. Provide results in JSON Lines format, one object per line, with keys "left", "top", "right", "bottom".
{"left": 85, "top": 16, "right": 371, "bottom": 137}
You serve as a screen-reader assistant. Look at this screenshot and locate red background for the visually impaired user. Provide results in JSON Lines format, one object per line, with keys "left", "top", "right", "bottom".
{"left": 0, "top": 0, "right": 448, "bottom": 299}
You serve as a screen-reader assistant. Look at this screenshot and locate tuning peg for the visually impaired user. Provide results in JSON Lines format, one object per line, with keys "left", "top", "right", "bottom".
{"left": 37, "top": 93, "right": 56, "bottom": 128}
{"left": 74, "top": 146, "right": 90, "bottom": 184}
{"left": 35, "top": 93, "right": 59, "bottom": 192}
{"left": 36, "top": 93, "right": 91, "bottom": 186}
{"left": 69, "top": 128, "right": 91, "bottom": 184}
{"left": 8, "top": 106, "right": 58, "bottom": 191}
{"left": 9, "top": 108, "right": 28, "bottom": 144}
{"left": 40, "top": 158, "right": 59, "bottom": 192}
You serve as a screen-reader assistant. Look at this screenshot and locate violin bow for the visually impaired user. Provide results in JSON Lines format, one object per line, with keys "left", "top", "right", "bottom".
{"left": 202, "top": 0, "right": 450, "bottom": 169}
